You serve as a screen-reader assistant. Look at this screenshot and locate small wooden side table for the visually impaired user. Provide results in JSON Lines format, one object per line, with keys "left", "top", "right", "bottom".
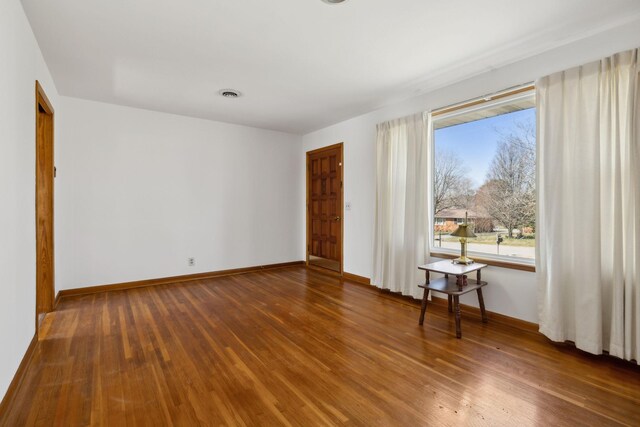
{"left": 418, "top": 260, "right": 488, "bottom": 338}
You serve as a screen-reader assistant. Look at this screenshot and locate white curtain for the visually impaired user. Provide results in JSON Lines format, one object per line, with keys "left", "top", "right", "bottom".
{"left": 537, "top": 49, "right": 640, "bottom": 361}
{"left": 372, "top": 113, "right": 431, "bottom": 299}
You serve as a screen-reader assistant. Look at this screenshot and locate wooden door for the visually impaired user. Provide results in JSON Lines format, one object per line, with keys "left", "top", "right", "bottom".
{"left": 306, "top": 143, "right": 343, "bottom": 273}
{"left": 35, "top": 81, "right": 55, "bottom": 330}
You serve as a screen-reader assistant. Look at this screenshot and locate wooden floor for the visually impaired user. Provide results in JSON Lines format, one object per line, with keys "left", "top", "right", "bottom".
{"left": 2, "top": 267, "right": 640, "bottom": 426}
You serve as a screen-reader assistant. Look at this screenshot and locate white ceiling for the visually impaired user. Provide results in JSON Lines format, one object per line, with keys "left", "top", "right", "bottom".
{"left": 21, "top": 0, "right": 640, "bottom": 134}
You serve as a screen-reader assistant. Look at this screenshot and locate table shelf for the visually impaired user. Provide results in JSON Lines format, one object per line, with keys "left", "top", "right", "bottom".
{"left": 419, "top": 277, "right": 487, "bottom": 296}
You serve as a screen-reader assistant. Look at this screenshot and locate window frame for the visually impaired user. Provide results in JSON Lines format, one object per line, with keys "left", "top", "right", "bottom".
{"left": 429, "top": 85, "right": 536, "bottom": 272}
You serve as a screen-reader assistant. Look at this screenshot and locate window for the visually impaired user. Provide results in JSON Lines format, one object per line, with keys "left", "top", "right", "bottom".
{"left": 431, "top": 87, "right": 536, "bottom": 264}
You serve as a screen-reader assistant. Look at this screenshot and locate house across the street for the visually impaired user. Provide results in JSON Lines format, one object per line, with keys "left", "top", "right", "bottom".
{"left": 434, "top": 209, "right": 494, "bottom": 233}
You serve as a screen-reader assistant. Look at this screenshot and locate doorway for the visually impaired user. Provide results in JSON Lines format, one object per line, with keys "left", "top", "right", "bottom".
{"left": 306, "top": 143, "right": 343, "bottom": 274}
{"left": 35, "top": 81, "right": 55, "bottom": 330}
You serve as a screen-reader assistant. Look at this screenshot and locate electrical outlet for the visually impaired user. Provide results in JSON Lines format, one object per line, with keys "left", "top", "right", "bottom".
{"left": 188, "top": 257, "right": 195, "bottom": 267}
{"left": 345, "top": 201, "right": 352, "bottom": 211}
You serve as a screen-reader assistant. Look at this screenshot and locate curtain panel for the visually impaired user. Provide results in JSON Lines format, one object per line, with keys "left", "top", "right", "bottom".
{"left": 536, "top": 49, "right": 640, "bottom": 361}
{"left": 372, "top": 113, "right": 431, "bottom": 299}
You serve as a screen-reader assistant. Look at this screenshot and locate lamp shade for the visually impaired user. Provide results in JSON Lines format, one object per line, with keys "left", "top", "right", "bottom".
{"left": 451, "top": 224, "right": 476, "bottom": 238}
{"left": 450, "top": 211, "right": 476, "bottom": 238}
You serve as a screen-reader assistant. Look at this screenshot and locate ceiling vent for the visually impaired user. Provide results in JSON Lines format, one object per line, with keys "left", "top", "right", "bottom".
{"left": 219, "top": 89, "right": 241, "bottom": 98}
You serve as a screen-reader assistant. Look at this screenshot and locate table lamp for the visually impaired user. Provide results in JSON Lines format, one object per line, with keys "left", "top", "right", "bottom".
{"left": 451, "top": 212, "right": 476, "bottom": 265}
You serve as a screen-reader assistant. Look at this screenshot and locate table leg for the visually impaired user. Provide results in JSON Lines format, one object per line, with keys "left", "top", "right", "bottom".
{"left": 477, "top": 288, "right": 488, "bottom": 323}
{"left": 419, "top": 289, "right": 430, "bottom": 326}
{"left": 447, "top": 295, "right": 453, "bottom": 313}
{"left": 453, "top": 295, "right": 461, "bottom": 338}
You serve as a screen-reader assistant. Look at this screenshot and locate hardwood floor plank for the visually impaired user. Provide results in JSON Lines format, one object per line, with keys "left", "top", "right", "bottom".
{"left": 2, "top": 266, "right": 639, "bottom": 426}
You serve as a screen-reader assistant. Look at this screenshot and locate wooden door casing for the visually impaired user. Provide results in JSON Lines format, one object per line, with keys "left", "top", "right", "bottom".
{"left": 35, "top": 81, "right": 55, "bottom": 330}
{"left": 306, "top": 144, "right": 343, "bottom": 273}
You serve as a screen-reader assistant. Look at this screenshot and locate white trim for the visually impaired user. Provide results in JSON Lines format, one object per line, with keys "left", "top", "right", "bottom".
{"left": 433, "top": 89, "right": 535, "bottom": 123}
{"left": 431, "top": 246, "right": 536, "bottom": 267}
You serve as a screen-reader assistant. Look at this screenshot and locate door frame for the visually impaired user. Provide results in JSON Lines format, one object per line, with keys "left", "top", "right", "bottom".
{"left": 35, "top": 81, "right": 55, "bottom": 331}
{"left": 305, "top": 142, "right": 344, "bottom": 276}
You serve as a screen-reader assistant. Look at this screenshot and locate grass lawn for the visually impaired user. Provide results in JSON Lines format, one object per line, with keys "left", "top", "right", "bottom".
{"left": 440, "top": 232, "right": 536, "bottom": 247}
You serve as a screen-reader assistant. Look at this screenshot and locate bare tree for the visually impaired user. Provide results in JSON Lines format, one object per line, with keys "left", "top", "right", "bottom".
{"left": 433, "top": 149, "right": 475, "bottom": 215}
{"left": 479, "top": 120, "right": 536, "bottom": 237}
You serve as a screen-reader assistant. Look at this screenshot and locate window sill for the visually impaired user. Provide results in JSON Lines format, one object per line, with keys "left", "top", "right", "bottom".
{"left": 429, "top": 250, "right": 536, "bottom": 273}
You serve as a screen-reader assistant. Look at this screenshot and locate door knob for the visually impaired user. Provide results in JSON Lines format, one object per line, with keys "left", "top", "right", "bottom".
{"left": 335, "top": 216, "right": 341, "bottom": 221}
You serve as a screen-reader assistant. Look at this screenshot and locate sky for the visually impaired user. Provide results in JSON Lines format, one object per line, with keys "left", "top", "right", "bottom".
{"left": 434, "top": 108, "right": 536, "bottom": 188}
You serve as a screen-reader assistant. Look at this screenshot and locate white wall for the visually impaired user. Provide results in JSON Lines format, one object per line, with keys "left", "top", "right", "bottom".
{"left": 56, "top": 97, "right": 302, "bottom": 290}
{"left": 300, "top": 19, "right": 640, "bottom": 323}
{"left": 0, "top": 0, "right": 59, "bottom": 402}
